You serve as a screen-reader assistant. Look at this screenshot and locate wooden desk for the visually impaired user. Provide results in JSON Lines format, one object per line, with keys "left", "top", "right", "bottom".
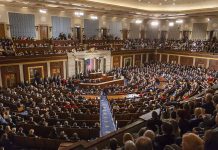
{"left": 79, "top": 79, "right": 124, "bottom": 88}
{"left": 89, "top": 72, "right": 102, "bottom": 79}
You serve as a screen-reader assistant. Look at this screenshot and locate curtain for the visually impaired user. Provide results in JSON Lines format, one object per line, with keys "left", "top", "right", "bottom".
{"left": 192, "top": 23, "right": 207, "bottom": 40}
{"left": 9, "top": 12, "right": 35, "bottom": 38}
{"left": 129, "top": 23, "right": 140, "bottom": 39}
{"left": 51, "top": 16, "right": 71, "bottom": 38}
{"left": 108, "top": 21, "right": 122, "bottom": 38}
{"left": 168, "top": 25, "right": 180, "bottom": 40}
{"left": 146, "top": 26, "right": 159, "bottom": 40}
{"left": 84, "top": 19, "right": 99, "bottom": 38}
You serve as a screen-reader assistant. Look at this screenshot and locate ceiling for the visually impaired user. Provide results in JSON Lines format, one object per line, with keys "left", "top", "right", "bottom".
{"left": 85, "top": 0, "right": 218, "bottom": 12}
{"left": 0, "top": 0, "right": 218, "bottom": 19}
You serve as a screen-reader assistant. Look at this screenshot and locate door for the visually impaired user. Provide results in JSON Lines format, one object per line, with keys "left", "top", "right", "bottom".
{"left": 160, "top": 31, "right": 167, "bottom": 40}
{"left": 122, "top": 29, "right": 128, "bottom": 40}
{"left": 5, "top": 73, "right": 16, "bottom": 87}
{"left": 75, "top": 27, "right": 81, "bottom": 42}
{"left": 102, "top": 28, "right": 107, "bottom": 38}
{"left": 0, "top": 23, "right": 5, "bottom": 38}
{"left": 40, "top": 25, "right": 48, "bottom": 40}
{"left": 141, "top": 30, "right": 145, "bottom": 39}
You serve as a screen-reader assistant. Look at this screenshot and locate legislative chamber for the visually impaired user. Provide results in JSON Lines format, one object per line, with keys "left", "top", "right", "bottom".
{"left": 0, "top": 0, "right": 218, "bottom": 150}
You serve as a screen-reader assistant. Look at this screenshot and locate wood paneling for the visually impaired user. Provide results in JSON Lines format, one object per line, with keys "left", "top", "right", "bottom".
{"left": 209, "top": 60, "right": 218, "bottom": 70}
{"left": 23, "top": 63, "right": 47, "bottom": 82}
{"left": 140, "top": 30, "right": 145, "bottom": 39}
{"left": 134, "top": 54, "right": 141, "bottom": 67}
{"left": 148, "top": 53, "right": 156, "bottom": 62}
{"left": 50, "top": 61, "right": 64, "bottom": 77}
{"left": 39, "top": 25, "right": 48, "bottom": 40}
{"left": 1, "top": 65, "right": 20, "bottom": 87}
{"left": 161, "top": 54, "right": 168, "bottom": 63}
{"left": 195, "top": 58, "right": 207, "bottom": 68}
{"left": 142, "top": 54, "right": 147, "bottom": 64}
{"left": 156, "top": 54, "right": 160, "bottom": 62}
{"left": 113, "top": 56, "right": 121, "bottom": 68}
{"left": 0, "top": 23, "right": 5, "bottom": 38}
{"left": 169, "top": 55, "right": 178, "bottom": 64}
{"left": 180, "top": 57, "right": 193, "bottom": 66}
{"left": 122, "top": 29, "right": 128, "bottom": 40}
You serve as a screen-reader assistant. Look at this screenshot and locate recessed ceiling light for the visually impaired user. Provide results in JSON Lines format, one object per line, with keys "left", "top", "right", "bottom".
{"left": 176, "top": 19, "right": 183, "bottom": 24}
{"left": 169, "top": 22, "right": 174, "bottom": 27}
{"left": 135, "top": 19, "right": 142, "bottom": 24}
{"left": 22, "top": 6, "right": 28, "bottom": 9}
{"left": 151, "top": 21, "right": 159, "bottom": 26}
{"left": 90, "top": 15, "right": 98, "bottom": 20}
{"left": 39, "top": 9, "right": 47, "bottom": 14}
{"left": 74, "top": 11, "right": 84, "bottom": 17}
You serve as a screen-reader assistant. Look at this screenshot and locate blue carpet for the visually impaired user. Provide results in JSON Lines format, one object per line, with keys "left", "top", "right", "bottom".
{"left": 100, "top": 94, "right": 116, "bottom": 137}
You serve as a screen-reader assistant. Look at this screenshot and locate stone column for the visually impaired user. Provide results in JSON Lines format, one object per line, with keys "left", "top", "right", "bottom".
{"left": 19, "top": 64, "right": 24, "bottom": 83}
{"left": 133, "top": 54, "right": 135, "bottom": 67}
{"left": 146, "top": 54, "right": 149, "bottom": 63}
{"left": 178, "top": 56, "right": 181, "bottom": 65}
{"left": 206, "top": 59, "right": 210, "bottom": 68}
{"left": 81, "top": 59, "right": 84, "bottom": 74}
{"left": 111, "top": 56, "right": 114, "bottom": 69}
{"left": 120, "top": 55, "right": 123, "bottom": 68}
{"left": 63, "top": 61, "right": 67, "bottom": 79}
{"left": 47, "top": 62, "right": 51, "bottom": 77}
{"left": 159, "top": 54, "right": 162, "bottom": 62}
{"left": 93, "top": 58, "right": 96, "bottom": 71}
{"left": 193, "top": 57, "right": 196, "bottom": 67}
{"left": 167, "top": 55, "right": 170, "bottom": 63}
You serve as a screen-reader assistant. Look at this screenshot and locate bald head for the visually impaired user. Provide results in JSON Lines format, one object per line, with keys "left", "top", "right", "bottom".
{"left": 182, "top": 133, "right": 204, "bottom": 150}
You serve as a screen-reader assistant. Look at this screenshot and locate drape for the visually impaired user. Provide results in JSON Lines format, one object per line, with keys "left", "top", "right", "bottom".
{"left": 108, "top": 21, "right": 122, "bottom": 38}
{"left": 51, "top": 16, "right": 71, "bottom": 38}
{"left": 9, "top": 12, "right": 35, "bottom": 38}
{"left": 192, "top": 23, "right": 207, "bottom": 40}
{"left": 84, "top": 19, "right": 99, "bottom": 38}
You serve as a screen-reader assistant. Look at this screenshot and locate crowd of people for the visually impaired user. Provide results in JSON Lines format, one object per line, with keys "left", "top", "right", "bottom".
{"left": 0, "top": 37, "right": 217, "bottom": 57}
{"left": 123, "top": 39, "right": 218, "bottom": 53}
{"left": 0, "top": 61, "right": 217, "bottom": 149}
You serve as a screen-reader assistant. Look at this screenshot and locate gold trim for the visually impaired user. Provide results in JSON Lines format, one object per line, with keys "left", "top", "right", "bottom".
{"left": 28, "top": 66, "right": 44, "bottom": 82}
{"left": 0, "top": 60, "right": 67, "bottom": 67}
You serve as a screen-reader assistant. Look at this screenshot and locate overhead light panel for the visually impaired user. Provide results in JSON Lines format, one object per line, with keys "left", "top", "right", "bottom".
{"left": 169, "top": 22, "right": 174, "bottom": 27}
{"left": 150, "top": 21, "right": 159, "bottom": 26}
{"left": 90, "top": 15, "right": 98, "bottom": 20}
{"left": 176, "top": 19, "right": 183, "bottom": 24}
{"left": 135, "top": 19, "right": 142, "bottom": 24}
{"left": 74, "top": 11, "right": 84, "bottom": 17}
{"left": 39, "top": 9, "right": 47, "bottom": 14}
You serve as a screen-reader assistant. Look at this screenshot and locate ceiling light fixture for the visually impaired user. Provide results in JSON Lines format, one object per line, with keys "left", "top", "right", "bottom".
{"left": 74, "top": 11, "right": 84, "bottom": 17}
{"left": 135, "top": 19, "right": 142, "bottom": 24}
{"left": 169, "top": 22, "right": 174, "bottom": 27}
{"left": 151, "top": 21, "right": 159, "bottom": 26}
{"left": 176, "top": 19, "right": 183, "bottom": 24}
{"left": 39, "top": 9, "right": 47, "bottom": 14}
{"left": 90, "top": 15, "right": 98, "bottom": 20}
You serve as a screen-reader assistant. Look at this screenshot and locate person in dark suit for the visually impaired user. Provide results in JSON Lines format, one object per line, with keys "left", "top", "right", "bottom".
{"left": 154, "top": 121, "right": 175, "bottom": 150}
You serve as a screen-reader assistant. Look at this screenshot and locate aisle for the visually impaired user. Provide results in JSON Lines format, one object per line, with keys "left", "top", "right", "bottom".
{"left": 100, "top": 94, "right": 116, "bottom": 137}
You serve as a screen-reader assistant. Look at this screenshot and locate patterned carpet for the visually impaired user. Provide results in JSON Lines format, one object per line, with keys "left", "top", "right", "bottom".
{"left": 100, "top": 94, "right": 116, "bottom": 137}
